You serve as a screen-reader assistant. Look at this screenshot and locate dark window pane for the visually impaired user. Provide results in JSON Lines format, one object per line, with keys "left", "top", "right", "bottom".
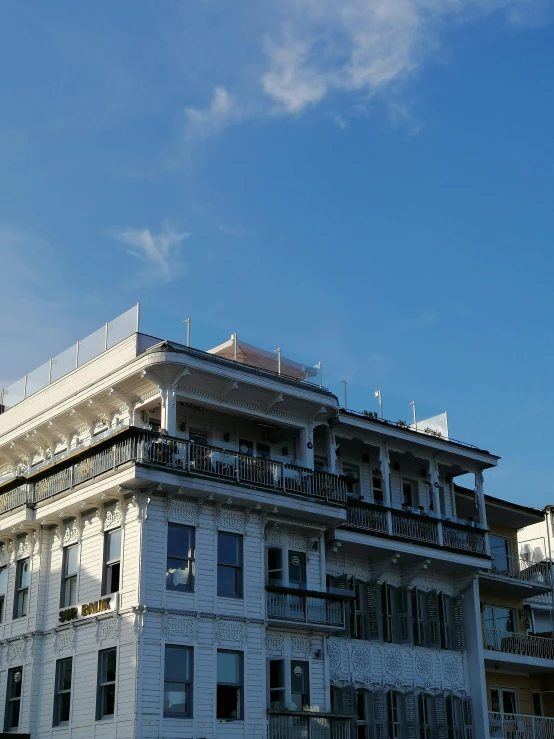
{"left": 217, "top": 685, "right": 240, "bottom": 719}
{"left": 60, "top": 660, "right": 72, "bottom": 691}
{"left": 218, "top": 533, "right": 241, "bottom": 565}
{"left": 11, "top": 671, "right": 22, "bottom": 699}
{"left": 9, "top": 701, "right": 20, "bottom": 729}
{"left": 108, "top": 529, "right": 121, "bottom": 561}
{"left": 0, "top": 567, "right": 8, "bottom": 594}
{"left": 217, "top": 652, "right": 240, "bottom": 683}
{"left": 165, "top": 646, "right": 191, "bottom": 683}
{"left": 59, "top": 692, "right": 71, "bottom": 722}
{"left": 103, "top": 684, "right": 115, "bottom": 716}
{"left": 65, "top": 546, "right": 79, "bottom": 576}
{"left": 217, "top": 565, "right": 239, "bottom": 597}
{"left": 102, "top": 650, "right": 117, "bottom": 683}
{"left": 168, "top": 525, "right": 192, "bottom": 558}
{"left": 109, "top": 563, "right": 120, "bottom": 593}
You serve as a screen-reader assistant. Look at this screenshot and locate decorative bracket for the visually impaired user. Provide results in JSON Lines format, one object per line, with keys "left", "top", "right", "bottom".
{"left": 401, "top": 558, "right": 431, "bottom": 586}
{"left": 370, "top": 552, "right": 401, "bottom": 581}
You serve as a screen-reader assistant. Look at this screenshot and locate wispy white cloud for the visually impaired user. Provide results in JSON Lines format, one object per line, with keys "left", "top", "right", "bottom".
{"left": 114, "top": 226, "right": 190, "bottom": 281}
{"left": 184, "top": 86, "right": 237, "bottom": 139}
{"left": 259, "top": 0, "right": 551, "bottom": 115}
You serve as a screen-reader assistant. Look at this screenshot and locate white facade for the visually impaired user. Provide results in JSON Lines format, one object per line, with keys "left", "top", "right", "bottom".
{"left": 0, "top": 329, "right": 510, "bottom": 738}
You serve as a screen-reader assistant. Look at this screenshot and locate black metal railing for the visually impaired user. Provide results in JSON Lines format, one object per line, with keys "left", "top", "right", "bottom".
{"left": 268, "top": 713, "right": 353, "bottom": 739}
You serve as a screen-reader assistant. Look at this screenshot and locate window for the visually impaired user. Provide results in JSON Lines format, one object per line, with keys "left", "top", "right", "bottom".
{"left": 490, "top": 535, "right": 512, "bottom": 575}
{"left": 0, "top": 566, "right": 7, "bottom": 622}
{"left": 288, "top": 551, "right": 306, "bottom": 588}
{"left": 352, "top": 582, "right": 364, "bottom": 640}
{"left": 61, "top": 544, "right": 79, "bottom": 607}
{"left": 4, "top": 667, "right": 22, "bottom": 731}
{"left": 484, "top": 605, "right": 516, "bottom": 642}
{"left": 256, "top": 442, "right": 271, "bottom": 459}
{"left": 342, "top": 464, "right": 360, "bottom": 496}
{"left": 217, "top": 650, "right": 243, "bottom": 720}
{"left": 96, "top": 648, "right": 117, "bottom": 720}
{"left": 189, "top": 430, "right": 208, "bottom": 446}
{"left": 166, "top": 524, "right": 195, "bottom": 593}
{"left": 269, "top": 660, "right": 285, "bottom": 709}
{"left": 290, "top": 661, "right": 309, "bottom": 711}
{"left": 439, "top": 486, "right": 447, "bottom": 517}
{"left": 372, "top": 475, "right": 384, "bottom": 504}
{"left": 164, "top": 645, "right": 193, "bottom": 718}
{"left": 103, "top": 529, "right": 121, "bottom": 595}
{"left": 267, "top": 548, "right": 283, "bottom": 585}
{"left": 13, "top": 558, "right": 30, "bottom": 619}
{"left": 402, "top": 480, "right": 418, "bottom": 508}
{"left": 418, "top": 694, "right": 433, "bottom": 739}
{"left": 491, "top": 687, "right": 518, "bottom": 715}
{"left": 238, "top": 438, "right": 253, "bottom": 456}
{"left": 314, "top": 455, "right": 328, "bottom": 472}
{"left": 217, "top": 532, "right": 242, "bottom": 598}
{"left": 356, "top": 690, "right": 368, "bottom": 739}
{"left": 387, "top": 691, "right": 401, "bottom": 738}
{"left": 533, "top": 693, "right": 543, "bottom": 717}
{"left": 53, "top": 657, "right": 73, "bottom": 725}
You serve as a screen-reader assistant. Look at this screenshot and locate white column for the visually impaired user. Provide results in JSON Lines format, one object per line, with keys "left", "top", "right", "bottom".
{"left": 429, "top": 457, "right": 444, "bottom": 545}
{"left": 463, "top": 578, "right": 489, "bottom": 739}
{"left": 298, "top": 425, "right": 315, "bottom": 469}
{"left": 160, "top": 386, "right": 177, "bottom": 436}
{"left": 379, "top": 443, "right": 393, "bottom": 535}
{"left": 327, "top": 427, "right": 337, "bottom": 473}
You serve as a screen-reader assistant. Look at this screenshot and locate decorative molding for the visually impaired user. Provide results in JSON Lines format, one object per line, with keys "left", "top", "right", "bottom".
{"left": 104, "top": 504, "right": 122, "bottom": 531}
{"left": 288, "top": 532, "right": 307, "bottom": 551}
{"left": 265, "top": 527, "right": 283, "bottom": 545}
{"left": 0, "top": 543, "right": 7, "bottom": 567}
{"left": 266, "top": 632, "right": 285, "bottom": 656}
{"left": 98, "top": 617, "right": 118, "bottom": 644}
{"left": 442, "top": 655, "right": 461, "bottom": 688}
{"left": 291, "top": 635, "right": 309, "bottom": 658}
{"left": 168, "top": 496, "right": 197, "bottom": 526}
{"left": 415, "top": 652, "right": 433, "bottom": 681}
{"left": 351, "top": 644, "right": 372, "bottom": 674}
{"left": 217, "top": 620, "right": 244, "bottom": 646}
{"left": 16, "top": 535, "right": 30, "bottom": 560}
{"left": 217, "top": 507, "right": 244, "bottom": 533}
{"left": 9, "top": 639, "right": 25, "bottom": 663}
{"left": 165, "top": 615, "right": 195, "bottom": 642}
{"left": 328, "top": 641, "right": 342, "bottom": 680}
{"left": 56, "top": 628, "right": 75, "bottom": 653}
{"left": 63, "top": 518, "right": 80, "bottom": 546}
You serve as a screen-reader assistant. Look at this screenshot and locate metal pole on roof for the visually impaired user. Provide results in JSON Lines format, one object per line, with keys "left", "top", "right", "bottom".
{"left": 410, "top": 400, "right": 417, "bottom": 429}
{"left": 184, "top": 318, "right": 191, "bottom": 347}
{"left": 340, "top": 380, "right": 347, "bottom": 410}
{"left": 48, "top": 358, "right": 53, "bottom": 384}
{"left": 375, "top": 390, "right": 382, "bottom": 418}
{"left": 233, "top": 334, "right": 238, "bottom": 362}
{"left": 318, "top": 362, "right": 322, "bottom": 389}
{"left": 275, "top": 348, "right": 281, "bottom": 375}
{"left": 104, "top": 323, "right": 109, "bottom": 351}
{"left": 23, "top": 374, "right": 28, "bottom": 400}
{"left": 75, "top": 341, "right": 80, "bottom": 368}
{"left": 136, "top": 302, "right": 140, "bottom": 333}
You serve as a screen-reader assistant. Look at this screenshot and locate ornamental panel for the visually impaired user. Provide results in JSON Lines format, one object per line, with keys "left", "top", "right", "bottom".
{"left": 56, "top": 629, "right": 75, "bottom": 653}
{"left": 98, "top": 617, "right": 118, "bottom": 644}
{"left": 217, "top": 620, "right": 244, "bottom": 646}
{"left": 265, "top": 528, "right": 283, "bottom": 545}
{"left": 104, "top": 505, "right": 122, "bottom": 531}
{"left": 63, "top": 519, "right": 80, "bottom": 546}
{"left": 168, "top": 497, "right": 197, "bottom": 526}
{"left": 266, "top": 632, "right": 285, "bottom": 656}
{"left": 217, "top": 508, "right": 244, "bottom": 533}
{"left": 16, "top": 536, "right": 30, "bottom": 560}
{"left": 291, "top": 635, "right": 309, "bottom": 658}
{"left": 9, "top": 640, "right": 25, "bottom": 663}
{"left": 165, "top": 616, "right": 195, "bottom": 642}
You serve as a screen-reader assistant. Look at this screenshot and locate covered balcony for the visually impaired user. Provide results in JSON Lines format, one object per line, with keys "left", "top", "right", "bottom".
{"left": 266, "top": 581, "right": 353, "bottom": 630}
{"left": 483, "top": 629, "right": 554, "bottom": 662}
{"left": 268, "top": 712, "right": 353, "bottom": 738}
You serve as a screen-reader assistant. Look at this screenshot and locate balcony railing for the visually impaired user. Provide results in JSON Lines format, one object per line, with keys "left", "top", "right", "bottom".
{"left": 489, "top": 553, "right": 551, "bottom": 586}
{"left": 268, "top": 712, "right": 353, "bottom": 739}
{"left": 489, "top": 712, "right": 554, "bottom": 739}
{"left": 0, "top": 430, "right": 347, "bottom": 515}
{"left": 483, "top": 629, "right": 554, "bottom": 661}
{"left": 266, "top": 590, "right": 346, "bottom": 628}
{"left": 346, "top": 499, "right": 487, "bottom": 555}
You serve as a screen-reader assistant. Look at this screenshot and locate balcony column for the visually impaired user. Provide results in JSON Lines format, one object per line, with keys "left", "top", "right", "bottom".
{"left": 429, "top": 458, "right": 443, "bottom": 545}
{"left": 379, "top": 443, "right": 393, "bottom": 535}
{"left": 299, "top": 424, "right": 315, "bottom": 469}
{"left": 475, "top": 470, "right": 490, "bottom": 555}
{"left": 462, "top": 578, "right": 489, "bottom": 739}
{"left": 160, "top": 386, "right": 177, "bottom": 437}
{"left": 326, "top": 427, "right": 337, "bottom": 473}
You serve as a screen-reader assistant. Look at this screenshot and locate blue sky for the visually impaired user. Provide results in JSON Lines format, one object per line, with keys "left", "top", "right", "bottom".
{"left": 1, "top": 1, "right": 553, "bottom": 506}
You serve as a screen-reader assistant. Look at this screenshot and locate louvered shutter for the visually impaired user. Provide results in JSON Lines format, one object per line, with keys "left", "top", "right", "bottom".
{"left": 439, "top": 593, "right": 453, "bottom": 650}
{"left": 453, "top": 596, "right": 465, "bottom": 650}
{"left": 427, "top": 590, "right": 440, "bottom": 647}
{"left": 412, "top": 588, "right": 424, "bottom": 646}
{"left": 403, "top": 692, "right": 418, "bottom": 739}
{"left": 336, "top": 574, "right": 349, "bottom": 590}
{"left": 366, "top": 580, "right": 382, "bottom": 640}
{"left": 340, "top": 685, "right": 357, "bottom": 716}
{"left": 381, "top": 583, "right": 398, "bottom": 643}
{"left": 398, "top": 586, "right": 412, "bottom": 644}
{"left": 462, "top": 698, "right": 473, "bottom": 739}
{"left": 434, "top": 694, "right": 447, "bottom": 739}
{"left": 371, "top": 689, "right": 387, "bottom": 739}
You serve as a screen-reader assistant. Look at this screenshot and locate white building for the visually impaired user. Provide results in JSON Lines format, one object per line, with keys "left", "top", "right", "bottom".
{"left": 0, "top": 313, "right": 551, "bottom": 738}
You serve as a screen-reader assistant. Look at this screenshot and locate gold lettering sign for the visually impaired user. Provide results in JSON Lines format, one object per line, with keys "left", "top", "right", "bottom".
{"left": 59, "top": 597, "right": 111, "bottom": 623}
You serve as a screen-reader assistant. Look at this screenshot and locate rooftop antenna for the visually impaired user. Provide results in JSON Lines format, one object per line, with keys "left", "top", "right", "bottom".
{"left": 183, "top": 318, "right": 191, "bottom": 348}
{"left": 274, "top": 348, "right": 281, "bottom": 376}
{"left": 410, "top": 400, "right": 417, "bottom": 430}
{"left": 374, "top": 390, "right": 382, "bottom": 419}
{"left": 340, "top": 380, "right": 347, "bottom": 410}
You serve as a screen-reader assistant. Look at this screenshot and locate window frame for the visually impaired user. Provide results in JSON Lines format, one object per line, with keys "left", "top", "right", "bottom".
{"left": 4, "top": 666, "right": 23, "bottom": 731}
{"left": 13, "top": 557, "right": 30, "bottom": 619}
{"left": 102, "top": 528, "right": 122, "bottom": 596}
{"left": 491, "top": 686, "right": 519, "bottom": 715}
{"left": 216, "top": 649, "right": 244, "bottom": 721}
{"left": 290, "top": 660, "right": 310, "bottom": 711}
{"left": 217, "top": 532, "right": 243, "bottom": 599}
{"left": 96, "top": 647, "right": 117, "bottom": 721}
{"left": 166, "top": 523, "right": 195, "bottom": 594}
{"left": 60, "top": 543, "right": 79, "bottom": 608}
{"left": 53, "top": 656, "right": 73, "bottom": 726}
{"left": 163, "top": 644, "right": 193, "bottom": 719}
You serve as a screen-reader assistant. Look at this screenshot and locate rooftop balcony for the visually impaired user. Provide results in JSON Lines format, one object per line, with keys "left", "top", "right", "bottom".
{"left": 346, "top": 498, "right": 487, "bottom": 555}
{"left": 0, "top": 429, "right": 347, "bottom": 519}
{"left": 489, "top": 712, "right": 554, "bottom": 739}
{"left": 268, "top": 712, "right": 353, "bottom": 739}
{"left": 266, "top": 581, "right": 353, "bottom": 630}
{"left": 480, "top": 553, "right": 552, "bottom": 599}
{"left": 483, "top": 628, "right": 554, "bottom": 662}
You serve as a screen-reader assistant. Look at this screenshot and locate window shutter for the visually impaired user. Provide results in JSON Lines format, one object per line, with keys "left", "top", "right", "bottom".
{"left": 454, "top": 596, "right": 465, "bottom": 650}
{"left": 402, "top": 692, "right": 418, "bottom": 739}
{"left": 371, "top": 689, "right": 387, "bottom": 739}
{"left": 366, "top": 580, "right": 382, "bottom": 640}
{"left": 434, "top": 694, "right": 447, "bottom": 739}
{"left": 412, "top": 588, "right": 425, "bottom": 646}
{"left": 398, "top": 586, "right": 412, "bottom": 644}
{"left": 340, "top": 685, "right": 356, "bottom": 715}
{"left": 336, "top": 574, "right": 349, "bottom": 590}
{"left": 427, "top": 590, "right": 440, "bottom": 647}
{"left": 462, "top": 698, "right": 473, "bottom": 739}
{"left": 439, "top": 593, "right": 453, "bottom": 650}
{"left": 382, "top": 583, "right": 397, "bottom": 643}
